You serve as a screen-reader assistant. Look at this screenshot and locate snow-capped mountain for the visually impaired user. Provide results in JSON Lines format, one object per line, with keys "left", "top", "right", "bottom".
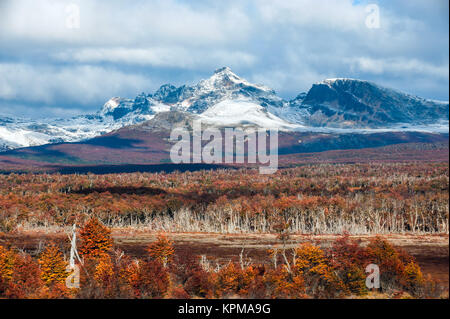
{"left": 0, "top": 67, "right": 293, "bottom": 151}
{"left": 0, "top": 94, "right": 167, "bottom": 151}
{"left": 300, "top": 78, "right": 449, "bottom": 128}
{"left": 0, "top": 115, "right": 111, "bottom": 151}
{"left": 99, "top": 94, "right": 170, "bottom": 120}
{"left": 152, "top": 67, "right": 285, "bottom": 113}
{"left": 0, "top": 67, "right": 448, "bottom": 151}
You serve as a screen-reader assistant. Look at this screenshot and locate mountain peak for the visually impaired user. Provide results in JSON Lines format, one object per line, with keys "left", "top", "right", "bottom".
{"left": 320, "top": 78, "right": 366, "bottom": 85}
{"left": 204, "top": 67, "right": 272, "bottom": 93}
{"left": 101, "top": 97, "right": 122, "bottom": 114}
{"left": 214, "top": 66, "right": 233, "bottom": 74}
{"left": 209, "top": 66, "right": 242, "bottom": 84}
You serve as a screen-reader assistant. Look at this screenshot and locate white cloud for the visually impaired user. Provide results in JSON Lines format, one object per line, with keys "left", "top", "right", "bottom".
{"left": 256, "top": 0, "right": 367, "bottom": 31}
{"left": 348, "top": 57, "right": 449, "bottom": 79}
{"left": 0, "top": 0, "right": 252, "bottom": 47}
{"left": 0, "top": 63, "right": 151, "bottom": 105}
{"left": 0, "top": 0, "right": 448, "bottom": 116}
{"left": 52, "top": 47, "right": 256, "bottom": 69}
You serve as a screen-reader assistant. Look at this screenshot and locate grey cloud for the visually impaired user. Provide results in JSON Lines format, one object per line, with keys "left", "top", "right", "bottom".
{"left": 0, "top": 0, "right": 448, "bottom": 118}
{"left": 0, "top": 63, "right": 152, "bottom": 105}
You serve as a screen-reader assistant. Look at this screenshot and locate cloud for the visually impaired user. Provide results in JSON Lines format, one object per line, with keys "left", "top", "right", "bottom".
{"left": 0, "top": 102, "right": 86, "bottom": 119}
{"left": 0, "top": 63, "right": 151, "bottom": 105}
{"left": 348, "top": 57, "right": 449, "bottom": 79}
{"left": 52, "top": 47, "right": 256, "bottom": 69}
{"left": 256, "top": 0, "right": 367, "bottom": 30}
{"left": 0, "top": 0, "right": 448, "bottom": 117}
{"left": 0, "top": 0, "right": 252, "bottom": 47}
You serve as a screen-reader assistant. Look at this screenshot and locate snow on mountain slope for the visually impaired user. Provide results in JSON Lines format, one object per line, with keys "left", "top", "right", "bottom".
{"left": 199, "top": 99, "right": 299, "bottom": 130}
{"left": 0, "top": 116, "right": 116, "bottom": 151}
{"left": 101, "top": 97, "right": 124, "bottom": 115}
{"left": 0, "top": 94, "right": 163, "bottom": 151}
{"left": 195, "top": 67, "right": 273, "bottom": 96}
{"left": 0, "top": 129, "right": 54, "bottom": 151}
{"left": 153, "top": 67, "right": 287, "bottom": 114}
{"left": 0, "top": 126, "right": 50, "bottom": 148}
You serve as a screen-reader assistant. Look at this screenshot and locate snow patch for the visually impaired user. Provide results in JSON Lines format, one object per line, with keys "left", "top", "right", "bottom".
{"left": 199, "top": 99, "right": 301, "bottom": 130}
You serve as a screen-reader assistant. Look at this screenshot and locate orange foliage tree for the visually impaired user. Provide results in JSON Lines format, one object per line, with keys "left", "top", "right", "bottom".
{"left": 294, "top": 243, "right": 345, "bottom": 298}
{"left": 214, "top": 262, "right": 241, "bottom": 297}
{"left": 147, "top": 234, "right": 174, "bottom": 267}
{"left": 38, "top": 243, "right": 68, "bottom": 286}
{"left": 0, "top": 245, "right": 15, "bottom": 295}
{"left": 5, "top": 254, "right": 43, "bottom": 298}
{"left": 365, "top": 236, "right": 430, "bottom": 297}
{"left": 92, "top": 255, "right": 117, "bottom": 297}
{"left": 171, "top": 250, "right": 212, "bottom": 298}
{"left": 263, "top": 267, "right": 306, "bottom": 299}
{"left": 128, "top": 259, "right": 169, "bottom": 298}
{"left": 328, "top": 234, "right": 368, "bottom": 296}
{"left": 79, "top": 218, "right": 113, "bottom": 259}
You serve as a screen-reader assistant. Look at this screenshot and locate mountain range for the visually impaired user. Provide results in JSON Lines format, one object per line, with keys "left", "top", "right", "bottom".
{"left": 0, "top": 67, "right": 448, "bottom": 173}
{"left": 1, "top": 67, "right": 448, "bottom": 153}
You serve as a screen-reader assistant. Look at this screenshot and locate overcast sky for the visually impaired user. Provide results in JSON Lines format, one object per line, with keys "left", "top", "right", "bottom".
{"left": 0, "top": 0, "right": 448, "bottom": 119}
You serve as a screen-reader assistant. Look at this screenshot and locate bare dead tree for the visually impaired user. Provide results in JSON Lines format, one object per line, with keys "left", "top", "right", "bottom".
{"left": 239, "top": 247, "right": 253, "bottom": 270}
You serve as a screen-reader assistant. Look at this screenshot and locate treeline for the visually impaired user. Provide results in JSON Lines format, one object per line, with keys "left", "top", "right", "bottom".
{"left": 0, "top": 218, "right": 444, "bottom": 299}
{"left": 0, "top": 163, "right": 448, "bottom": 234}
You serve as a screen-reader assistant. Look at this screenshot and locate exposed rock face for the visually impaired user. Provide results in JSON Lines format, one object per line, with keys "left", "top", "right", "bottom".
{"left": 301, "top": 78, "right": 449, "bottom": 128}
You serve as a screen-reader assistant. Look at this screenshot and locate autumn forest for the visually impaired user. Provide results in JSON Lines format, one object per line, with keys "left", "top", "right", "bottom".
{"left": 0, "top": 162, "right": 448, "bottom": 299}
